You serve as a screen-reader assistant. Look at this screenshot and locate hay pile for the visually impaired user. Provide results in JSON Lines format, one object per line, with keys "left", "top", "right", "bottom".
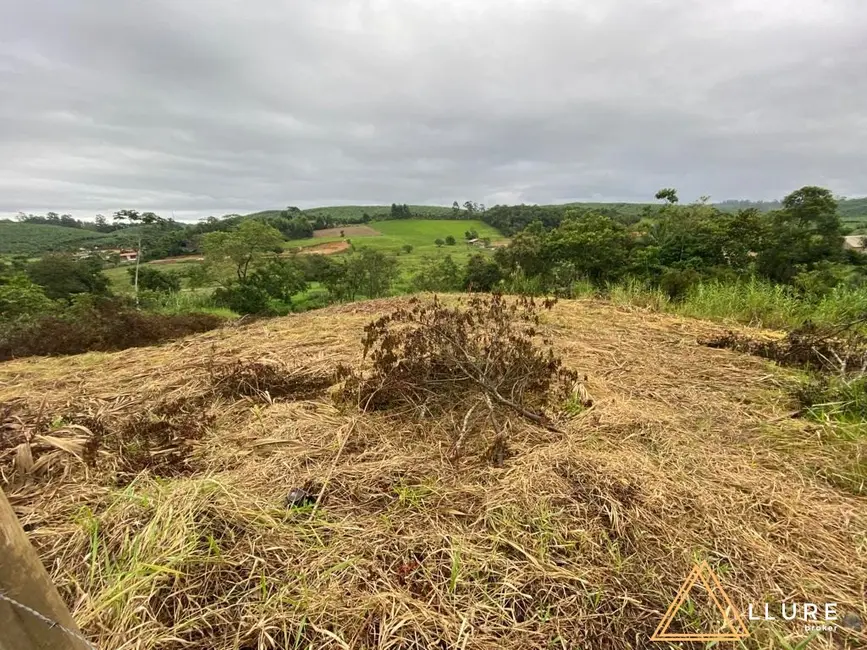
{"left": 0, "top": 296, "right": 864, "bottom": 649}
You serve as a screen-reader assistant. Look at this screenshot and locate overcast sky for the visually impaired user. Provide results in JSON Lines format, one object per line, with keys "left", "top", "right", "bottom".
{"left": 1, "top": 0, "right": 865, "bottom": 221}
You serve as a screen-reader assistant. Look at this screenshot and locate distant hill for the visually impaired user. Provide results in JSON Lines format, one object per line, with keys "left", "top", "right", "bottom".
{"left": 247, "top": 205, "right": 459, "bottom": 222}
{"left": 7, "top": 195, "right": 867, "bottom": 257}
{"left": 0, "top": 221, "right": 147, "bottom": 256}
{"left": 0, "top": 222, "right": 111, "bottom": 256}
{"left": 716, "top": 196, "right": 867, "bottom": 224}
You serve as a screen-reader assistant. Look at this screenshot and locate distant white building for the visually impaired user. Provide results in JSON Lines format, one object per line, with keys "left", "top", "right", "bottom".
{"left": 843, "top": 235, "right": 866, "bottom": 253}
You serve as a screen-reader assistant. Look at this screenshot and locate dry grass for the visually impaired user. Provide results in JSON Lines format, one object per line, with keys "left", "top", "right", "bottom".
{"left": 0, "top": 296, "right": 864, "bottom": 649}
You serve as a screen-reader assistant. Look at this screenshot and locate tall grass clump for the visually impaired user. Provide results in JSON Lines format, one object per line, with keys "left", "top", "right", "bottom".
{"left": 810, "top": 284, "right": 867, "bottom": 327}
{"left": 677, "top": 278, "right": 801, "bottom": 329}
{"left": 499, "top": 269, "right": 547, "bottom": 296}
{"left": 606, "top": 278, "right": 670, "bottom": 311}
{"left": 568, "top": 278, "right": 597, "bottom": 299}
{"left": 141, "top": 288, "right": 235, "bottom": 318}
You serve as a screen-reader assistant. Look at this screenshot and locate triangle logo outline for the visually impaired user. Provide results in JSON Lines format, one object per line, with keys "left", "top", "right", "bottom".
{"left": 651, "top": 561, "right": 751, "bottom": 642}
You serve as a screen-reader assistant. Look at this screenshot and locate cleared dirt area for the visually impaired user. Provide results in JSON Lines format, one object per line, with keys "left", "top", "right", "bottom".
{"left": 0, "top": 297, "right": 864, "bottom": 649}
{"left": 313, "top": 225, "right": 380, "bottom": 238}
{"left": 293, "top": 240, "right": 351, "bottom": 255}
{"left": 149, "top": 255, "right": 205, "bottom": 264}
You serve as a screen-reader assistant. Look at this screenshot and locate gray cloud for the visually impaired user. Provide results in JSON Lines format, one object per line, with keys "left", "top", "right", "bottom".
{"left": 1, "top": 0, "right": 865, "bottom": 220}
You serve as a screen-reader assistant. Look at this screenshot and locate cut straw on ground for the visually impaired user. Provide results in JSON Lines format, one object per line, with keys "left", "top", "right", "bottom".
{"left": 0, "top": 296, "right": 864, "bottom": 649}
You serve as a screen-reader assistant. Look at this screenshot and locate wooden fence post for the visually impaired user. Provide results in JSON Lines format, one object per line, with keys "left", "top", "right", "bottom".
{"left": 0, "top": 487, "right": 91, "bottom": 649}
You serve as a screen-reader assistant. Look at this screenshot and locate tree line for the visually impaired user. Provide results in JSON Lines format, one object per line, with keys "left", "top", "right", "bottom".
{"left": 486, "top": 186, "right": 863, "bottom": 298}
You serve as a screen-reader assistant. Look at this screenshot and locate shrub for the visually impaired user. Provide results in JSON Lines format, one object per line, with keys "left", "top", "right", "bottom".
{"left": 463, "top": 254, "right": 502, "bottom": 292}
{"left": 445, "top": 235, "right": 456, "bottom": 246}
{"left": 213, "top": 282, "right": 274, "bottom": 315}
{"left": 0, "top": 275, "right": 57, "bottom": 321}
{"left": 130, "top": 266, "right": 182, "bottom": 293}
{"left": 658, "top": 267, "right": 701, "bottom": 300}
{"left": 27, "top": 253, "right": 110, "bottom": 300}
{"left": 411, "top": 255, "right": 462, "bottom": 292}
{"left": 338, "top": 295, "right": 581, "bottom": 460}
{"left": 0, "top": 297, "right": 224, "bottom": 360}
{"left": 796, "top": 374, "right": 867, "bottom": 423}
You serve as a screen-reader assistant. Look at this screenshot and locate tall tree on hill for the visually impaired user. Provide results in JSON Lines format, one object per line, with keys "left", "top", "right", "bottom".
{"left": 27, "top": 254, "right": 110, "bottom": 301}
{"left": 390, "top": 203, "right": 411, "bottom": 219}
{"left": 655, "top": 188, "right": 679, "bottom": 204}
{"left": 202, "top": 219, "right": 285, "bottom": 283}
{"left": 113, "top": 209, "right": 166, "bottom": 307}
{"left": 543, "top": 210, "right": 631, "bottom": 284}
{"left": 757, "top": 186, "right": 844, "bottom": 283}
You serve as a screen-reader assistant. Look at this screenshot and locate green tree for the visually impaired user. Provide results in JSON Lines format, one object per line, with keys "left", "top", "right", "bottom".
{"left": 445, "top": 235, "right": 456, "bottom": 246}
{"left": 213, "top": 283, "right": 273, "bottom": 315}
{"left": 390, "top": 203, "right": 411, "bottom": 219}
{"left": 0, "top": 275, "right": 56, "bottom": 321}
{"left": 248, "top": 258, "right": 308, "bottom": 303}
{"left": 27, "top": 254, "right": 110, "bottom": 301}
{"left": 184, "top": 264, "right": 212, "bottom": 290}
{"left": 655, "top": 188, "right": 679, "bottom": 204}
{"left": 401, "top": 244, "right": 414, "bottom": 254}
{"left": 349, "top": 249, "right": 399, "bottom": 298}
{"left": 757, "top": 186, "right": 843, "bottom": 283}
{"left": 129, "top": 266, "right": 181, "bottom": 293}
{"left": 463, "top": 254, "right": 501, "bottom": 291}
{"left": 494, "top": 227, "right": 547, "bottom": 278}
{"left": 271, "top": 215, "right": 314, "bottom": 239}
{"left": 412, "top": 255, "right": 462, "bottom": 292}
{"left": 435, "top": 238, "right": 445, "bottom": 247}
{"left": 543, "top": 211, "right": 630, "bottom": 284}
{"left": 202, "top": 220, "right": 285, "bottom": 282}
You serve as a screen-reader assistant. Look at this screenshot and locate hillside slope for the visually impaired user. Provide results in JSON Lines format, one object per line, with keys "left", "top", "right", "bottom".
{"left": 0, "top": 221, "right": 114, "bottom": 255}
{"left": 1, "top": 298, "right": 864, "bottom": 649}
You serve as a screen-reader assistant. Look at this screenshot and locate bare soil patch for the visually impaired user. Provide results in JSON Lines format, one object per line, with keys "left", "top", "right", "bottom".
{"left": 313, "top": 225, "right": 380, "bottom": 238}
{"left": 149, "top": 255, "right": 205, "bottom": 264}
{"left": 294, "top": 240, "right": 351, "bottom": 256}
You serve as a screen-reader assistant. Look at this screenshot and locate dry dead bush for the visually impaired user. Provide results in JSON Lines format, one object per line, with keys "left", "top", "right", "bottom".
{"left": 210, "top": 358, "right": 335, "bottom": 402}
{"left": 338, "top": 294, "right": 586, "bottom": 461}
{"left": 705, "top": 319, "right": 867, "bottom": 373}
{"left": 1, "top": 397, "right": 213, "bottom": 487}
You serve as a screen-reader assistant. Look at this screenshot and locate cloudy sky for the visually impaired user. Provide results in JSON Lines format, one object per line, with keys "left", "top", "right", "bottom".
{"left": 1, "top": 0, "right": 865, "bottom": 220}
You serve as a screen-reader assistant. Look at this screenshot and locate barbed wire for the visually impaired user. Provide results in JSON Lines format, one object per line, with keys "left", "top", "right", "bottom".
{"left": 0, "top": 589, "right": 98, "bottom": 650}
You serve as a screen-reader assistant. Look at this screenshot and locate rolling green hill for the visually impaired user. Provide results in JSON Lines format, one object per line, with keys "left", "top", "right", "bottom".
{"left": 0, "top": 222, "right": 114, "bottom": 255}
{"left": 0, "top": 222, "right": 151, "bottom": 256}
{"left": 247, "top": 204, "right": 460, "bottom": 222}
{"left": 285, "top": 218, "right": 505, "bottom": 280}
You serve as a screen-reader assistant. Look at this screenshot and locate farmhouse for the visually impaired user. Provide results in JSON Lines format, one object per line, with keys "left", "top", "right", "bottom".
{"left": 843, "top": 235, "right": 866, "bottom": 253}
{"left": 74, "top": 247, "right": 139, "bottom": 263}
